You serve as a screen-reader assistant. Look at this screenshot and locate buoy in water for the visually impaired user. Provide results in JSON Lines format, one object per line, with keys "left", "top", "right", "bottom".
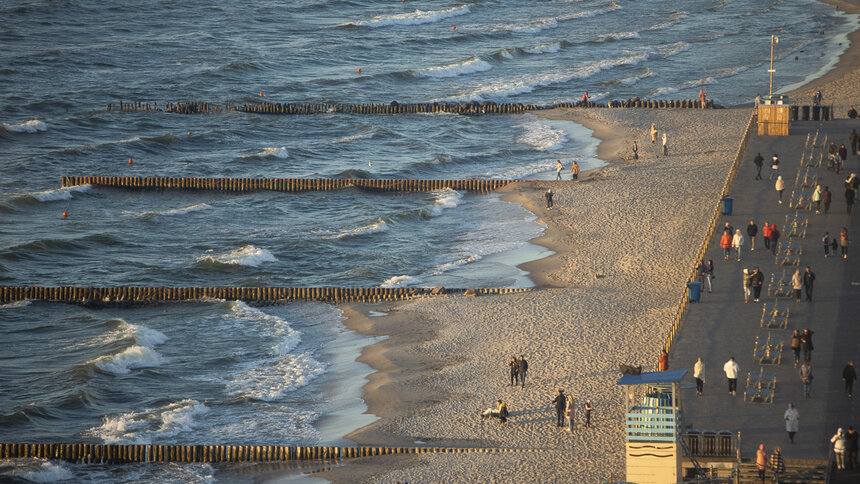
{"left": 452, "top": 26, "right": 456, "bottom": 30}
{"left": 259, "top": 92, "right": 264, "bottom": 97}
{"left": 128, "top": 158, "right": 133, "bottom": 164}
{"left": 62, "top": 211, "right": 68, "bottom": 218}
{"left": 357, "top": 68, "right": 361, "bottom": 73}
{"left": 187, "top": 131, "right": 192, "bottom": 135}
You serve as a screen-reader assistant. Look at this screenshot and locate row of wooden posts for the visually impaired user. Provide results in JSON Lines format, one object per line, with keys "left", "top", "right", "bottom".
{"left": 60, "top": 176, "right": 518, "bottom": 193}
{"left": 0, "top": 286, "right": 530, "bottom": 305}
{"left": 105, "top": 98, "right": 715, "bottom": 115}
{"left": 0, "top": 442, "right": 537, "bottom": 464}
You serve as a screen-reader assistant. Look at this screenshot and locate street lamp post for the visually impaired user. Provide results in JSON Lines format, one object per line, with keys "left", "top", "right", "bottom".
{"left": 768, "top": 35, "right": 779, "bottom": 99}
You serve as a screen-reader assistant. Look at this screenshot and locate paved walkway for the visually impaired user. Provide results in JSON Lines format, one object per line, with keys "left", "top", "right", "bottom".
{"left": 670, "top": 118, "right": 860, "bottom": 463}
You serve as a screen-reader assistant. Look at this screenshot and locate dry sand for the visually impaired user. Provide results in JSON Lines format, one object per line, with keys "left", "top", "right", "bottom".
{"left": 316, "top": 5, "right": 860, "bottom": 481}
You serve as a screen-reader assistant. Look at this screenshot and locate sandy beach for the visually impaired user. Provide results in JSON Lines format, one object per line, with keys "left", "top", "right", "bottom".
{"left": 314, "top": 4, "right": 860, "bottom": 482}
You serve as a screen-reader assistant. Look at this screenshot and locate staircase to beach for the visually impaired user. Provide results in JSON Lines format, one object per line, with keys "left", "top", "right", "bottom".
{"left": 735, "top": 458, "right": 827, "bottom": 484}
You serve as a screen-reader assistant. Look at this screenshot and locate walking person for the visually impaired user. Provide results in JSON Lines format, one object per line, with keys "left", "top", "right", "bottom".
{"left": 747, "top": 220, "right": 758, "bottom": 251}
{"left": 850, "top": 129, "right": 859, "bottom": 155}
{"left": 508, "top": 356, "right": 519, "bottom": 386}
{"left": 775, "top": 175, "right": 786, "bottom": 204}
{"left": 697, "top": 259, "right": 714, "bottom": 293}
{"left": 743, "top": 268, "right": 752, "bottom": 303}
{"left": 769, "top": 225, "right": 781, "bottom": 256}
{"left": 762, "top": 222, "right": 772, "bottom": 251}
{"left": 694, "top": 357, "right": 705, "bottom": 395}
{"left": 840, "top": 227, "right": 849, "bottom": 259}
{"left": 784, "top": 404, "right": 799, "bottom": 444}
{"left": 518, "top": 355, "right": 528, "bottom": 388}
{"left": 570, "top": 160, "right": 579, "bottom": 181}
{"left": 823, "top": 232, "right": 832, "bottom": 257}
{"left": 565, "top": 395, "right": 575, "bottom": 432}
{"left": 751, "top": 267, "right": 764, "bottom": 302}
{"left": 732, "top": 229, "right": 745, "bottom": 261}
{"left": 770, "top": 154, "right": 780, "bottom": 180}
{"left": 846, "top": 427, "right": 858, "bottom": 469}
{"left": 720, "top": 231, "right": 732, "bottom": 260}
{"left": 769, "top": 447, "right": 785, "bottom": 482}
{"left": 756, "top": 444, "right": 768, "bottom": 484}
{"left": 846, "top": 185, "right": 855, "bottom": 214}
{"left": 555, "top": 160, "right": 563, "bottom": 180}
{"left": 844, "top": 361, "right": 856, "bottom": 397}
{"left": 832, "top": 428, "right": 847, "bottom": 470}
{"left": 661, "top": 132, "right": 668, "bottom": 156}
{"left": 650, "top": 123, "right": 658, "bottom": 144}
{"left": 791, "top": 330, "right": 802, "bottom": 367}
{"left": 801, "top": 329, "right": 814, "bottom": 362}
{"left": 800, "top": 360, "right": 813, "bottom": 398}
{"left": 658, "top": 349, "right": 669, "bottom": 371}
{"left": 753, "top": 152, "right": 764, "bottom": 180}
{"left": 545, "top": 189, "right": 553, "bottom": 209}
{"left": 839, "top": 143, "right": 848, "bottom": 167}
{"left": 552, "top": 389, "right": 566, "bottom": 427}
{"left": 812, "top": 185, "right": 822, "bottom": 214}
{"left": 583, "top": 400, "right": 593, "bottom": 428}
{"left": 724, "top": 357, "right": 740, "bottom": 396}
{"left": 822, "top": 186, "right": 832, "bottom": 214}
{"left": 791, "top": 269, "right": 802, "bottom": 302}
{"left": 698, "top": 88, "right": 707, "bottom": 108}
{"left": 803, "top": 266, "right": 815, "bottom": 301}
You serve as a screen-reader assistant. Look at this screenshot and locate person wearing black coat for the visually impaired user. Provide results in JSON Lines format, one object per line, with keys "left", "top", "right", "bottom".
{"left": 822, "top": 186, "right": 833, "bottom": 214}
{"left": 552, "top": 390, "right": 566, "bottom": 427}
{"left": 844, "top": 361, "right": 857, "bottom": 398}
{"left": 753, "top": 153, "right": 764, "bottom": 180}
{"left": 803, "top": 266, "right": 816, "bottom": 301}
{"left": 747, "top": 220, "right": 758, "bottom": 251}
{"left": 802, "top": 329, "right": 815, "bottom": 362}
{"left": 847, "top": 187, "right": 855, "bottom": 214}
{"left": 750, "top": 267, "right": 764, "bottom": 302}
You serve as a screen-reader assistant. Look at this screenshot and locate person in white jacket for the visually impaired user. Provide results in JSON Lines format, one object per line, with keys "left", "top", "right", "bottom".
{"left": 732, "top": 229, "right": 745, "bottom": 262}
{"left": 784, "top": 404, "right": 799, "bottom": 444}
{"left": 832, "top": 428, "right": 847, "bottom": 469}
{"left": 775, "top": 175, "right": 786, "bottom": 204}
{"left": 694, "top": 357, "right": 706, "bottom": 395}
{"left": 724, "top": 357, "right": 740, "bottom": 395}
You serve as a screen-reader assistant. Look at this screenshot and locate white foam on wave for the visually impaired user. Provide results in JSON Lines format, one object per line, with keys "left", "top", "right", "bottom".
{"left": 228, "top": 301, "right": 301, "bottom": 355}
{"left": 653, "top": 86, "right": 680, "bottom": 96}
{"left": 30, "top": 184, "right": 91, "bottom": 202}
{"left": 658, "top": 41, "right": 690, "bottom": 58}
{"left": 347, "top": 5, "right": 470, "bottom": 28}
{"left": 415, "top": 57, "right": 492, "bottom": 78}
{"left": 90, "top": 399, "right": 209, "bottom": 444}
{"left": 429, "top": 254, "right": 482, "bottom": 275}
{"left": 516, "top": 119, "right": 567, "bottom": 151}
{"left": 618, "top": 68, "right": 653, "bottom": 85}
{"left": 2, "top": 119, "right": 47, "bottom": 133}
{"left": 598, "top": 30, "right": 640, "bottom": 42}
{"left": 225, "top": 352, "right": 327, "bottom": 401}
{"left": 498, "top": 3, "right": 620, "bottom": 34}
{"left": 381, "top": 274, "right": 423, "bottom": 288}
{"left": 451, "top": 52, "right": 647, "bottom": 101}
{"left": 14, "top": 460, "right": 74, "bottom": 482}
{"left": 252, "top": 146, "right": 289, "bottom": 159}
{"left": 325, "top": 218, "right": 389, "bottom": 240}
{"left": 645, "top": 11, "right": 686, "bottom": 32}
{"left": 331, "top": 132, "right": 375, "bottom": 144}
{"left": 488, "top": 160, "right": 561, "bottom": 180}
{"left": 499, "top": 49, "right": 515, "bottom": 60}
{"left": 198, "top": 245, "right": 278, "bottom": 267}
{"left": 1, "top": 300, "right": 32, "bottom": 309}
{"left": 429, "top": 188, "right": 463, "bottom": 216}
{"left": 157, "top": 203, "right": 212, "bottom": 216}
{"left": 94, "top": 345, "right": 167, "bottom": 375}
{"left": 523, "top": 42, "right": 562, "bottom": 54}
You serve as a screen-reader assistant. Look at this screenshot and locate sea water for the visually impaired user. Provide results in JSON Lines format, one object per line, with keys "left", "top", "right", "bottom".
{"left": 0, "top": 0, "right": 856, "bottom": 481}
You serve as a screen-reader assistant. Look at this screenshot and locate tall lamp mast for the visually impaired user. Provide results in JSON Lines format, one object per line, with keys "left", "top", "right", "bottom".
{"left": 769, "top": 35, "right": 779, "bottom": 98}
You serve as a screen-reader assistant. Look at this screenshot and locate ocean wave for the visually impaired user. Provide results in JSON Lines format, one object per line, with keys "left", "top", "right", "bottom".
{"left": 381, "top": 274, "right": 423, "bottom": 288}
{"left": 324, "top": 218, "right": 389, "bottom": 240}
{"left": 597, "top": 30, "right": 640, "bottom": 42}
{"left": 415, "top": 57, "right": 492, "bottom": 78}
{"left": 9, "top": 460, "right": 74, "bottom": 482}
{"left": 517, "top": 119, "right": 567, "bottom": 151}
{"left": 330, "top": 132, "right": 375, "bottom": 144}
{"left": 196, "top": 245, "right": 278, "bottom": 268}
{"left": 645, "top": 11, "right": 686, "bottom": 32}
{"left": 429, "top": 254, "right": 482, "bottom": 275}
{"left": 2, "top": 119, "right": 47, "bottom": 133}
{"left": 248, "top": 146, "right": 289, "bottom": 159}
{"left": 139, "top": 203, "right": 212, "bottom": 217}
{"left": 453, "top": 52, "right": 646, "bottom": 101}
{"left": 485, "top": 160, "right": 560, "bottom": 180}
{"left": 90, "top": 399, "right": 208, "bottom": 444}
{"left": 225, "top": 352, "right": 327, "bottom": 401}
{"left": 497, "top": 2, "right": 620, "bottom": 34}
{"left": 1, "top": 300, "right": 32, "bottom": 309}
{"left": 93, "top": 345, "right": 167, "bottom": 375}
{"left": 616, "top": 68, "right": 653, "bottom": 86}
{"left": 428, "top": 188, "right": 462, "bottom": 217}
{"left": 228, "top": 301, "right": 302, "bottom": 355}
{"left": 658, "top": 41, "right": 690, "bottom": 58}
{"left": 345, "top": 5, "right": 470, "bottom": 28}
{"left": 523, "top": 42, "right": 562, "bottom": 54}
{"left": 28, "top": 184, "right": 91, "bottom": 202}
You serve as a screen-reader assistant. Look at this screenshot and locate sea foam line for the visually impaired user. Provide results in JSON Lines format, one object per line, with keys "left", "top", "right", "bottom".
{"left": 345, "top": 5, "right": 470, "bottom": 28}
{"left": 29, "top": 184, "right": 91, "bottom": 202}
{"left": 415, "top": 57, "right": 492, "bottom": 78}
{"left": 197, "top": 245, "right": 278, "bottom": 267}
{"left": 2, "top": 119, "right": 47, "bottom": 133}
{"left": 90, "top": 399, "right": 209, "bottom": 444}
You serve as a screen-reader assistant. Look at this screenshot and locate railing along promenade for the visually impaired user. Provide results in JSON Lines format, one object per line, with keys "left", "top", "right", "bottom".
{"left": 660, "top": 111, "right": 757, "bottom": 363}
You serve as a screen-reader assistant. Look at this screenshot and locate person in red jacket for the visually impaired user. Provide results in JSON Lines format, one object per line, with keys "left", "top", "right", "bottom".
{"left": 762, "top": 222, "right": 772, "bottom": 251}
{"left": 720, "top": 232, "right": 733, "bottom": 260}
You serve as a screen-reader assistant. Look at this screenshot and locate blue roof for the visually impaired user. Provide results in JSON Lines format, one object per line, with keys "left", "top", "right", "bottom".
{"left": 616, "top": 370, "right": 688, "bottom": 386}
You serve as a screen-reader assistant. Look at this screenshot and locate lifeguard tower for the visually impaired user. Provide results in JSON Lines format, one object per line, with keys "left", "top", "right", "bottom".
{"left": 617, "top": 370, "right": 689, "bottom": 484}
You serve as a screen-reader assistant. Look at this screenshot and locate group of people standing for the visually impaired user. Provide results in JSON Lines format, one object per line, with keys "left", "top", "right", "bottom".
{"left": 554, "top": 159, "right": 580, "bottom": 181}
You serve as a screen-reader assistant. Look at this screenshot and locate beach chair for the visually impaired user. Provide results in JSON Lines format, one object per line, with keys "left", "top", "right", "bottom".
{"left": 744, "top": 368, "right": 775, "bottom": 403}
{"left": 804, "top": 132, "right": 812, "bottom": 150}
{"left": 760, "top": 302, "right": 789, "bottom": 329}
{"left": 776, "top": 252, "right": 800, "bottom": 266}
{"left": 754, "top": 333, "right": 783, "bottom": 365}
{"left": 767, "top": 271, "right": 793, "bottom": 296}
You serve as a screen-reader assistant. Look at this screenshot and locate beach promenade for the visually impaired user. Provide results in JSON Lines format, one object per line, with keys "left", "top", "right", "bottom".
{"left": 670, "top": 119, "right": 860, "bottom": 467}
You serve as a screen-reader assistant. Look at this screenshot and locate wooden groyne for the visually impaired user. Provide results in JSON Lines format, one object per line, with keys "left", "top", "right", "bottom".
{"left": 0, "top": 286, "right": 530, "bottom": 306}
{"left": 105, "top": 98, "right": 717, "bottom": 115}
{"left": 61, "top": 176, "right": 519, "bottom": 193}
{"left": 0, "top": 442, "right": 541, "bottom": 464}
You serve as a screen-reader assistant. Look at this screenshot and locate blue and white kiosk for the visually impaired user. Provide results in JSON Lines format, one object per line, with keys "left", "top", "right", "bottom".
{"left": 617, "top": 370, "right": 687, "bottom": 484}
